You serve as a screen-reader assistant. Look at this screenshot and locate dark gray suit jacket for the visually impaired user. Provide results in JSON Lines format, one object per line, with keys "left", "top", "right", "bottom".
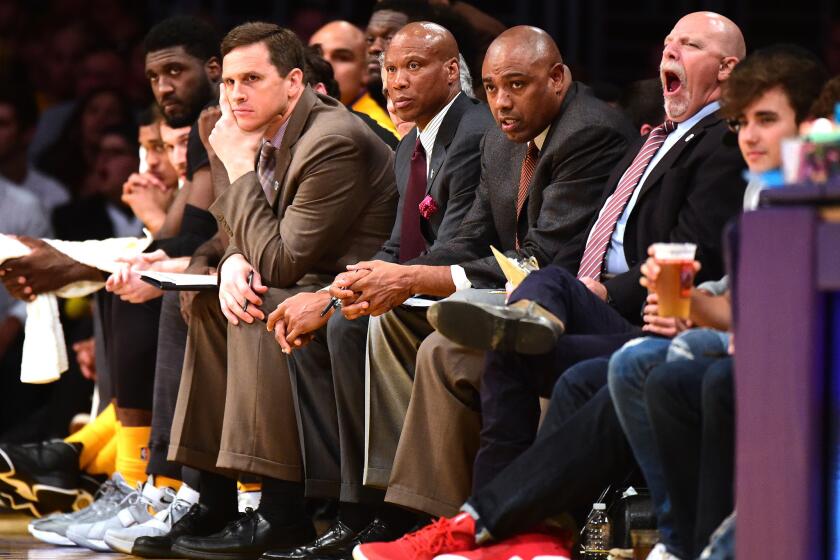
{"left": 411, "top": 82, "right": 635, "bottom": 287}
{"left": 375, "top": 93, "right": 495, "bottom": 262}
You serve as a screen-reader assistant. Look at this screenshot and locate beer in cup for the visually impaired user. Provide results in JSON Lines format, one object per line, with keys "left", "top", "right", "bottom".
{"left": 653, "top": 243, "right": 697, "bottom": 319}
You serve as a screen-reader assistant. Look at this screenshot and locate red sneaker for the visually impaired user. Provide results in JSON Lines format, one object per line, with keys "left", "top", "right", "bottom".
{"left": 352, "top": 513, "right": 477, "bottom": 560}
{"left": 432, "top": 531, "right": 572, "bottom": 560}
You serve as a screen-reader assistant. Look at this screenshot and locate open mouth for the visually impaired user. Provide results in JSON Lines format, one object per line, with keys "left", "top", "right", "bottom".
{"left": 499, "top": 117, "right": 519, "bottom": 131}
{"left": 664, "top": 71, "right": 682, "bottom": 95}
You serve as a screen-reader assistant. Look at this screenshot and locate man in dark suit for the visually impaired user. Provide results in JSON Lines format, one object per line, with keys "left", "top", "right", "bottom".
{"left": 327, "top": 24, "right": 633, "bottom": 521}
{"left": 259, "top": 23, "right": 494, "bottom": 559}
{"left": 164, "top": 23, "right": 397, "bottom": 560}
{"left": 355, "top": 13, "right": 748, "bottom": 560}
{"left": 427, "top": 10, "right": 747, "bottom": 494}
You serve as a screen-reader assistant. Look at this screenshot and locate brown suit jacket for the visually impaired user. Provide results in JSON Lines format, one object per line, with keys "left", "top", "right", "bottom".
{"left": 211, "top": 87, "right": 398, "bottom": 288}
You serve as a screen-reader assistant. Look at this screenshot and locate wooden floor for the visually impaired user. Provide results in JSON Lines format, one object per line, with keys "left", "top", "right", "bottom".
{"left": 0, "top": 515, "right": 164, "bottom": 559}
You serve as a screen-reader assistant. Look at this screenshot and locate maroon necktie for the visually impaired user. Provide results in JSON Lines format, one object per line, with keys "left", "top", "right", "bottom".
{"left": 576, "top": 120, "right": 676, "bottom": 280}
{"left": 399, "top": 138, "right": 427, "bottom": 263}
{"left": 515, "top": 142, "right": 540, "bottom": 249}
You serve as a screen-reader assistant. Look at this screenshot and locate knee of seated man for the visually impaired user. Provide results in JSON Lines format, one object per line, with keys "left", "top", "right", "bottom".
{"left": 701, "top": 358, "right": 733, "bottom": 399}
{"left": 608, "top": 336, "right": 670, "bottom": 388}
{"left": 552, "top": 357, "right": 609, "bottom": 402}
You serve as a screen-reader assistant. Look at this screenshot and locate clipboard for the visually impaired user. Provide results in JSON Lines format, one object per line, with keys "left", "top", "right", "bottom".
{"left": 140, "top": 271, "right": 218, "bottom": 291}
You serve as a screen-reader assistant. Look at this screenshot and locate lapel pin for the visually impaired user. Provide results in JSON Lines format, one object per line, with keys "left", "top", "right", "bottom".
{"left": 274, "top": 180, "right": 280, "bottom": 191}
{"left": 684, "top": 133, "right": 695, "bottom": 143}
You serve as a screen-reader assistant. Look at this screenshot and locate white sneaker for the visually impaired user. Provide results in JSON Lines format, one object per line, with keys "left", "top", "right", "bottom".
{"left": 66, "top": 476, "right": 172, "bottom": 552}
{"left": 104, "top": 483, "right": 199, "bottom": 553}
{"left": 646, "top": 542, "right": 684, "bottom": 560}
{"left": 28, "top": 474, "right": 126, "bottom": 546}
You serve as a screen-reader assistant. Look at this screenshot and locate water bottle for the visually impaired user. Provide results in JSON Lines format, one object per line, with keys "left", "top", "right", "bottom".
{"left": 583, "top": 503, "right": 611, "bottom": 559}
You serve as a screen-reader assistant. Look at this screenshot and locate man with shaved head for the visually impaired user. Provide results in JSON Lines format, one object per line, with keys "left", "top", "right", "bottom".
{"left": 310, "top": 20, "right": 398, "bottom": 137}
{"left": 355, "top": 12, "right": 748, "bottom": 560}
{"left": 258, "top": 21, "right": 495, "bottom": 560}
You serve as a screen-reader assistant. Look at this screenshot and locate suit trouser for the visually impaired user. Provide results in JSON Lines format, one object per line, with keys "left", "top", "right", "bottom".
{"left": 364, "top": 305, "right": 434, "bottom": 487}
{"left": 384, "top": 331, "right": 484, "bottom": 517}
{"left": 468, "top": 357, "right": 637, "bottom": 539}
{"left": 286, "top": 313, "right": 383, "bottom": 503}
{"left": 646, "top": 356, "right": 735, "bottom": 559}
{"left": 169, "top": 286, "right": 315, "bottom": 480}
{"left": 148, "top": 292, "right": 188, "bottom": 480}
{"left": 474, "top": 266, "right": 641, "bottom": 489}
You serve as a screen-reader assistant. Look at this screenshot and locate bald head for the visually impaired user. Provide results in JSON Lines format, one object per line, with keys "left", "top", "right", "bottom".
{"left": 674, "top": 12, "right": 745, "bottom": 59}
{"left": 383, "top": 21, "right": 461, "bottom": 129}
{"left": 482, "top": 26, "right": 569, "bottom": 143}
{"left": 660, "top": 11, "right": 746, "bottom": 121}
{"left": 486, "top": 26, "right": 564, "bottom": 70}
{"left": 310, "top": 21, "right": 367, "bottom": 105}
{"left": 391, "top": 22, "right": 459, "bottom": 61}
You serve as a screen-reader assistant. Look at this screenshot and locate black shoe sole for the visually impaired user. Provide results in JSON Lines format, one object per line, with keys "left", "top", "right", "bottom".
{"left": 171, "top": 543, "right": 264, "bottom": 560}
{"left": 428, "top": 300, "right": 560, "bottom": 354}
{"left": 131, "top": 541, "right": 185, "bottom": 559}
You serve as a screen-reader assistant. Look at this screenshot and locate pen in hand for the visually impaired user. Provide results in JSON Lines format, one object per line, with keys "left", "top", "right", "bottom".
{"left": 243, "top": 270, "right": 254, "bottom": 312}
{"left": 320, "top": 296, "right": 340, "bottom": 317}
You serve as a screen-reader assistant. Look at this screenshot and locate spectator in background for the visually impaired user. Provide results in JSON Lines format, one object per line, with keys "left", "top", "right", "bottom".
{"left": 121, "top": 108, "right": 180, "bottom": 237}
{"left": 807, "top": 74, "right": 840, "bottom": 119}
{"left": 35, "top": 88, "right": 134, "bottom": 200}
{"left": 53, "top": 123, "right": 142, "bottom": 241}
{"left": 0, "top": 87, "right": 70, "bottom": 212}
{"left": 303, "top": 45, "right": 399, "bottom": 149}
{"left": 310, "top": 20, "right": 399, "bottom": 138}
{"left": 619, "top": 77, "right": 666, "bottom": 135}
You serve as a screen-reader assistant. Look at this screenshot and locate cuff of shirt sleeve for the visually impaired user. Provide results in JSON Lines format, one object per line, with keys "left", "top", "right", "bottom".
{"left": 450, "top": 265, "right": 472, "bottom": 291}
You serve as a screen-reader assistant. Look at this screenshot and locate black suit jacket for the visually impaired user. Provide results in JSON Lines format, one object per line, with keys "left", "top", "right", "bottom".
{"left": 574, "top": 109, "right": 747, "bottom": 321}
{"left": 412, "top": 82, "right": 635, "bottom": 287}
{"left": 375, "top": 93, "right": 494, "bottom": 262}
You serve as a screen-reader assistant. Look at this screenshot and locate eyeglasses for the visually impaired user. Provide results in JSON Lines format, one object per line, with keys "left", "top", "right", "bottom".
{"left": 726, "top": 119, "right": 742, "bottom": 133}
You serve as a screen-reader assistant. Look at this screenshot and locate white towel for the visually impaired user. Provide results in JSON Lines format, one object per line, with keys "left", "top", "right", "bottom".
{"left": 0, "top": 232, "right": 152, "bottom": 383}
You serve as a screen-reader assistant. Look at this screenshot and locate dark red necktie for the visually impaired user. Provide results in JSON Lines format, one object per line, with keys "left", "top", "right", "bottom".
{"left": 399, "top": 138, "right": 428, "bottom": 263}
{"left": 515, "top": 142, "right": 540, "bottom": 249}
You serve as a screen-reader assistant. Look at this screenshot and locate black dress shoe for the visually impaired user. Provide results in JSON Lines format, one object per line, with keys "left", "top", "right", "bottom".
{"left": 290, "top": 518, "right": 406, "bottom": 560}
{"left": 260, "top": 520, "right": 356, "bottom": 559}
{"left": 173, "top": 508, "right": 316, "bottom": 560}
{"left": 132, "top": 503, "right": 230, "bottom": 558}
{"left": 428, "top": 297, "right": 564, "bottom": 354}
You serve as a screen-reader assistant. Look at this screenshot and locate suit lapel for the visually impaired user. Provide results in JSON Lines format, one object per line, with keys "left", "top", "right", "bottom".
{"left": 636, "top": 111, "right": 720, "bottom": 200}
{"left": 394, "top": 128, "right": 417, "bottom": 197}
{"left": 270, "top": 87, "right": 318, "bottom": 209}
{"left": 426, "top": 93, "right": 471, "bottom": 195}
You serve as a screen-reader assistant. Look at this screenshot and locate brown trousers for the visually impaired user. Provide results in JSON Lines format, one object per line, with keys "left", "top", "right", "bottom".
{"left": 384, "top": 331, "right": 484, "bottom": 517}
{"left": 168, "top": 284, "right": 322, "bottom": 480}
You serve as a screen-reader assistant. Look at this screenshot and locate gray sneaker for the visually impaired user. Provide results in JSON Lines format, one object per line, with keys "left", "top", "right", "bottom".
{"left": 104, "top": 484, "right": 197, "bottom": 554}
{"left": 28, "top": 474, "right": 125, "bottom": 546}
{"left": 67, "top": 476, "right": 172, "bottom": 552}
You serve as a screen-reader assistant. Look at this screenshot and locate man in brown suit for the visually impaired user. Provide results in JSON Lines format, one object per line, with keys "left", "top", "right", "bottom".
{"left": 165, "top": 23, "right": 397, "bottom": 560}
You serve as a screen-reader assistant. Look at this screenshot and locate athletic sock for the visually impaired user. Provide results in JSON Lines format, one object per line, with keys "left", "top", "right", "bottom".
{"left": 237, "top": 481, "right": 262, "bottom": 493}
{"left": 86, "top": 435, "right": 117, "bottom": 476}
{"left": 115, "top": 425, "right": 151, "bottom": 487}
{"left": 66, "top": 402, "right": 117, "bottom": 470}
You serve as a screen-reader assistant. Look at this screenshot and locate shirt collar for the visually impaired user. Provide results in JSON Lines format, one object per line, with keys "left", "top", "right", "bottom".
{"left": 418, "top": 92, "right": 462, "bottom": 156}
{"left": 675, "top": 101, "right": 721, "bottom": 132}
{"left": 265, "top": 118, "right": 290, "bottom": 149}
{"left": 531, "top": 125, "right": 551, "bottom": 151}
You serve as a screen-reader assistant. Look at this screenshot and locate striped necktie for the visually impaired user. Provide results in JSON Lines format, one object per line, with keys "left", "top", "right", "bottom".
{"left": 515, "top": 142, "right": 540, "bottom": 249}
{"left": 577, "top": 120, "right": 676, "bottom": 281}
{"left": 256, "top": 140, "right": 276, "bottom": 201}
